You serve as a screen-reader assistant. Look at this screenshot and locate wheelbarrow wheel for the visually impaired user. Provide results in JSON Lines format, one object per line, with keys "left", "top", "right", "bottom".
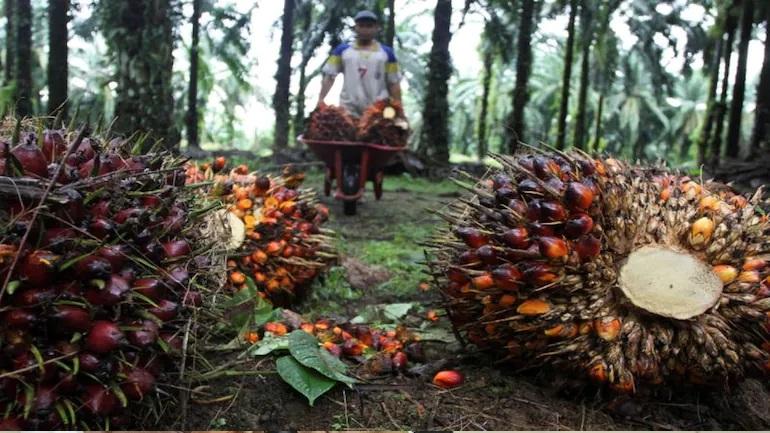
{"left": 374, "top": 171, "right": 384, "bottom": 200}
{"left": 343, "top": 200, "right": 357, "bottom": 215}
{"left": 323, "top": 169, "right": 332, "bottom": 197}
{"left": 342, "top": 163, "right": 360, "bottom": 216}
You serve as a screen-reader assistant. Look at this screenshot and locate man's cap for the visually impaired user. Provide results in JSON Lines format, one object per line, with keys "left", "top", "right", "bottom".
{"left": 354, "top": 10, "right": 379, "bottom": 22}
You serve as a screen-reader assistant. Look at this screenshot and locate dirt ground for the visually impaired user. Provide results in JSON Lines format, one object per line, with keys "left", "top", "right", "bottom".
{"left": 155, "top": 171, "right": 770, "bottom": 431}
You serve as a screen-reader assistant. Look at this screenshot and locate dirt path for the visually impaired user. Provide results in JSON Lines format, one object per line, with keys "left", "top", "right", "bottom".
{"left": 164, "top": 171, "right": 770, "bottom": 430}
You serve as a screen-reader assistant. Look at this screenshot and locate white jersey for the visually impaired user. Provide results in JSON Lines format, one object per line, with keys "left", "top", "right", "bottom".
{"left": 322, "top": 40, "right": 402, "bottom": 117}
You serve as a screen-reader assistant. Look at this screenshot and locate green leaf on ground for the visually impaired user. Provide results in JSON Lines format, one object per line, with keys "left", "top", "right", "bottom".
{"left": 276, "top": 355, "right": 337, "bottom": 406}
{"left": 249, "top": 333, "right": 290, "bottom": 356}
{"left": 287, "top": 331, "right": 356, "bottom": 386}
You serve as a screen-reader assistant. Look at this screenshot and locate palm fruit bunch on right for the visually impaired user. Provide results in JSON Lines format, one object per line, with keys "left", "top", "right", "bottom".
{"left": 426, "top": 150, "right": 770, "bottom": 393}
{"left": 0, "top": 120, "right": 215, "bottom": 429}
{"left": 304, "top": 104, "right": 358, "bottom": 142}
{"left": 185, "top": 160, "right": 334, "bottom": 307}
{"left": 357, "top": 99, "right": 410, "bottom": 147}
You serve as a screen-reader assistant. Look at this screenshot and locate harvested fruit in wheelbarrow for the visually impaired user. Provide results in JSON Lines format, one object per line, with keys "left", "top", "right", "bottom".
{"left": 0, "top": 116, "right": 218, "bottom": 429}
{"left": 357, "top": 99, "right": 410, "bottom": 147}
{"left": 426, "top": 150, "right": 770, "bottom": 393}
{"left": 305, "top": 104, "right": 357, "bottom": 142}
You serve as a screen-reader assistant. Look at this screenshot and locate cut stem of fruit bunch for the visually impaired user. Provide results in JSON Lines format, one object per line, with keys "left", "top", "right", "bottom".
{"left": 185, "top": 159, "right": 335, "bottom": 307}
{"left": 1, "top": 117, "right": 218, "bottom": 429}
{"left": 426, "top": 149, "right": 770, "bottom": 393}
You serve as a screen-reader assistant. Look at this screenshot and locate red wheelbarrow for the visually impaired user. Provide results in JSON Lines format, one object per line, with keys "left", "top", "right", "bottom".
{"left": 299, "top": 135, "right": 407, "bottom": 215}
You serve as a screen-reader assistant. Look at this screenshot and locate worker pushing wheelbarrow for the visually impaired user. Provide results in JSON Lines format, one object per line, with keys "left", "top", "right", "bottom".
{"left": 301, "top": 9, "right": 409, "bottom": 216}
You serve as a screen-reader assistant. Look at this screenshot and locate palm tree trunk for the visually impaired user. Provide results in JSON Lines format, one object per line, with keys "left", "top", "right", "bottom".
{"left": 103, "top": 0, "right": 177, "bottom": 151}
{"left": 592, "top": 93, "right": 604, "bottom": 151}
{"left": 572, "top": 4, "right": 593, "bottom": 151}
{"left": 385, "top": 0, "right": 396, "bottom": 48}
{"left": 4, "top": 0, "right": 14, "bottom": 85}
{"left": 697, "top": 37, "right": 723, "bottom": 165}
{"left": 555, "top": 0, "right": 578, "bottom": 150}
{"left": 725, "top": 0, "right": 753, "bottom": 158}
{"left": 185, "top": 0, "right": 202, "bottom": 151}
{"left": 507, "top": 0, "right": 536, "bottom": 154}
{"left": 273, "top": 0, "right": 295, "bottom": 154}
{"left": 477, "top": 49, "right": 493, "bottom": 160}
{"left": 15, "top": 0, "right": 32, "bottom": 117}
{"left": 749, "top": 5, "right": 770, "bottom": 156}
{"left": 47, "top": 0, "right": 69, "bottom": 117}
{"left": 709, "top": 17, "right": 737, "bottom": 167}
{"left": 418, "top": 0, "right": 452, "bottom": 168}
{"left": 293, "top": 3, "right": 312, "bottom": 135}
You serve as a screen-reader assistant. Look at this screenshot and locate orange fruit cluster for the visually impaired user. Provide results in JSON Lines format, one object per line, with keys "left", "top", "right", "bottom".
{"left": 186, "top": 159, "right": 334, "bottom": 307}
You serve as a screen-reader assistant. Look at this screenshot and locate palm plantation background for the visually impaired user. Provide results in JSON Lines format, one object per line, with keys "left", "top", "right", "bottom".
{"left": 2, "top": 0, "right": 769, "bottom": 171}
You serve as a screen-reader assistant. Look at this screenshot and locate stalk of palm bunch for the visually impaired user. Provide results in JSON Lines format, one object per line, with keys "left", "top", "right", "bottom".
{"left": 357, "top": 99, "right": 410, "bottom": 147}
{"left": 425, "top": 147, "right": 770, "bottom": 393}
{"left": 304, "top": 104, "right": 358, "bottom": 142}
{"left": 185, "top": 159, "right": 335, "bottom": 307}
{"left": 0, "top": 118, "right": 220, "bottom": 429}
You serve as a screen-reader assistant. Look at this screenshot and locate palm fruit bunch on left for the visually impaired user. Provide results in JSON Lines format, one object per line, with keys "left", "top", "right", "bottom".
{"left": 0, "top": 119, "right": 217, "bottom": 429}
{"left": 357, "top": 99, "right": 410, "bottom": 147}
{"left": 185, "top": 159, "right": 335, "bottom": 307}
{"left": 426, "top": 149, "right": 770, "bottom": 394}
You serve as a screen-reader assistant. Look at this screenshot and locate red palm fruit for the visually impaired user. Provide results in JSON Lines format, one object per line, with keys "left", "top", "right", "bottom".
{"left": 148, "top": 299, "right": 179, "bottom": 322}
{"left": 160, "top": 332, "right": 183, "bottom": 353}
{"left": 524, "top": 262, "right": 559, "bottom": 286}
{"left": 447, "top": 267, "right": 469, "bottom": 284}
{"left": 322, "top": 341, "right": 342, "bottom": 357}
{"left": 75, "top": 255, "right": 112, "bottom": 280}
{"left": 455, "top": 227, "right": 489, "bottom": 248}
{"left": 113, "top": 207, "right": 145, "bottom": 225}
{"left": 42, "top": 130, "right": 67, "bottom": 163}
{"left": 538, "top": 236, "right": 569, "bottom": 259}
{"left": 85, "top": 320, "right": 126, "bottom": 354}
{"left": 121, "top": 367, "right": 156, "bottom": 400}
{"left": 533, "top": 156, "right": 561, "bottom": 179}
{"left": 392, "top": 351, "right": 408, "bottom": 370}
{"left": 13, "top": 288, "right": 56, "bottom": 306}
{"left": 20, "top": 250, "right": 60, "bottom": 286}
{"left": 51, "top": 305, "right": 92, "bottom": 332}
{"left": 133, "top": 278, "right": 164, "bottom": 300}
{"left": 476, "top": 245, "right": 499, "bottom": 265}
{"left": 127, "top": 320, "right": 159, "bottom": 347}
{"left": 529, "top": 222, "right": 556, "bottom": 237}
{"left": 78, "top": 353, "right": 102, "bottom": 372}
{"left": 140, "top": 195, "right": 162, "bottom": 208}
{"left": 540, "top": 201, "right": 568, "bottom": 222}
{"left": 518, "top": 178, "right": 543, "bottom": 195}
{"left": 81, "top": 384, "right": 118, "bottom": 416}
{"left": 564, "top": 213, "right": 594, "bottom": 239}
{"left": 502, "top": 228, "right": 530, "bottom": 249}
{"left": 492, "top": 265, "right": 522, "bottom": 290}
{"left": 432, "top": 370, "right": 464, "bottom": 388}
{"left": 4, "top": 309, "right": 37, "bottom": 328}
{"left": 458, "top": 249, "right": 479, "bottom": 265}
{"left": 564, "top": 182, "right": 594, "bottom": 210}
{"left": 342, "top": 339, "right": 367, "bottom": 356}
{"left": 507, "top": 198, "right": 528, "bottom": 216}
{"left": 212, "top": 156, "right": 226, "bottom": 172}
{"left": 526, "top": 200, "right": 542, "bottom": 221}
{"left": 11, "top": 138, "right": 48, "bottom": 177}
{"left": 575, "top": 235, "right": 601, "bottom": 260}
{"left": 0, "top": 418, "right": 24, "bottom": 430}
{"left": 162, "top": 240, "right": 191, "bottom": 259}
{"left": 42, "top": 227, "right": 77, "bottom": 248}
{"left": 495, "top": 187, "right": 516, "bottom": 204}
{"left": 97, "top": 245, "right": 127, "bottom": 270}
{"left": 88, "top": 218, "right": 114, "bottom": 239}
{"left": 84, "top": 274, "right": 131, "bottom": 306}
{"left": 56, "top": 372, "right": 78, "bottom": 394}
{"left": 90, "top": 200, "right": 111, "bottom": 218}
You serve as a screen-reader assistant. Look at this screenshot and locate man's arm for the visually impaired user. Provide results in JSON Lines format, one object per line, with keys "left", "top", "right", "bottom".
{"left": 317, "top": 75, "right": 336, "bottom": 108}
{"left": 388, "top": 81, "right": 402, "bottom": 104}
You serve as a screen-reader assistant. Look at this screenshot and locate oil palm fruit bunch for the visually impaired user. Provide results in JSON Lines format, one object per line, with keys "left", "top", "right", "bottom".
{"left": 425, "top": 150, "right": 770, "bottom": 393}
{"left": 304, "top": 104, "right": 357, "bottom": 142}
{"left": 357, "top": 99, "right": 410, "bottom": 147}
{"left": 185, "top": 159, "right": 335, "bottom": 307}
{"left": 0, "top": 119, "right": 216, "bottom": 429}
